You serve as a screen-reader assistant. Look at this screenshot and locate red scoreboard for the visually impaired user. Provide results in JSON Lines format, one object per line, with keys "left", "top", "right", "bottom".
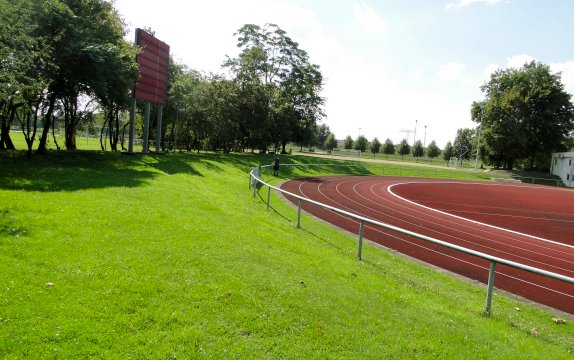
{"left": 134, "top": 28, "right": 170, "bottom": 105}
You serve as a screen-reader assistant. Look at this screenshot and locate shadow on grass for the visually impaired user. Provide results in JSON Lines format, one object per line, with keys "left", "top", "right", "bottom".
{"left": 0, "top": 150, "right": 206, "bottom": 192}
{"left": 0, "top": 149, "right": 385, "bottom": 193}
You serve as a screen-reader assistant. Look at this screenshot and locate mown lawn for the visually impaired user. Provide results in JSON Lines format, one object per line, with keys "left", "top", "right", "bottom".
{"left": 0, "top": 150, "right": 572, "bottom": 358}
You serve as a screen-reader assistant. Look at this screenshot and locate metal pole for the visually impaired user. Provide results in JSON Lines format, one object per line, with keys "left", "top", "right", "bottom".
{"left": 297, "top": 199, "right": 302, "bottom": 228}
{"left": 485, "top": 261, "right": 497, "bottom": 316}
{"left": 413, "top": 120, "right": 418, "bottom": 146}
{"left": 156, "top": 105, "right": 163, "bottom": 153}
{"left": 143, "top": 102, "right": 150, "bottom": 153}
{"left": 267, "top": 187, "right": 271, "bottom": 209}
{"left": 358, "top": 220, "right": 365, "bottom": 260}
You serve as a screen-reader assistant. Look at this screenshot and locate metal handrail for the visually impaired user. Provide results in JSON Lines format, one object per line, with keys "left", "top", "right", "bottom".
{"left": 249, "top": 163, "right": 574, "bottom": 316}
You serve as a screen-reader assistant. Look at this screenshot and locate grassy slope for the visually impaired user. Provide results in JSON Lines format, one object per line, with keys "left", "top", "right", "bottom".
{"left": 0, "top": 151, "right": 572, "bottom": 358}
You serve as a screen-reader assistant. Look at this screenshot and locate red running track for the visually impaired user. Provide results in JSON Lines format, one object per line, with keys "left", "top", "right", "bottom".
{"left": 281, "top": 176, "right": 574, "bottom": 314}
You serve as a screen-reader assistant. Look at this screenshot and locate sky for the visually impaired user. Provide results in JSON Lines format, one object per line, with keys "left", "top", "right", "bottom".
{"left": 112, "top": 0, "right": 574, "bottom": 148}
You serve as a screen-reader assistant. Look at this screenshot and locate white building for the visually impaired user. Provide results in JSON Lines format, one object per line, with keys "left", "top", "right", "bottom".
{"left": 550, "top": 152, "right": 574, "bottom": 187}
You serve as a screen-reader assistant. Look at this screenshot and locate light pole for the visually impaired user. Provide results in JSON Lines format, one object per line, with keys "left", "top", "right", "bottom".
{"left": 423, "top": 125, "right": 427, "bottom": 148}
{"left": 475, "top": 107, "right": 483, "bottom": 171}
{"left": 413, "top": 120, "right": 418, "bottom": 146}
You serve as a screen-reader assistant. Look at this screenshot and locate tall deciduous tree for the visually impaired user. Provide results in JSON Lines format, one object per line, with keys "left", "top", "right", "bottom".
{"left": 443, "top": 141, "right": 454, "bottom": 164}
{"left": 370, "top": 137, "right": 381, "bottom": 157}
{"left": 397, "top": 139, "right": 410, "bottom": 160}
{"left": 453, "top": 128, "right": 474, "bottom": 161}
{"left": 412, "top": 140, "right": 424, "bottom": 160}
{"left": 343, "top": 135, "right": 353, "bottom": 149}
{"left": 382, "top": 138, "right": 395, "bottom": 158}
{"left": 426, "top": 140, "right": 441, "bottom": 164}
{"left": 472, "top": 61, "right": 574, "bottom": 169}
{"left": 324, "top": 133, "right": 337, "bottom": 150}
{"left": 354, "top": 135, "right": 368, "bottom": 152}
{"left": 224, "top": 23, "right": 324, "bottom": 153}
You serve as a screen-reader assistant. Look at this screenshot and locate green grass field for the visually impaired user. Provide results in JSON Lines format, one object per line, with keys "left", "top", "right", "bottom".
{"left": 1, "top": 150, "right": 572, "bottom": 358}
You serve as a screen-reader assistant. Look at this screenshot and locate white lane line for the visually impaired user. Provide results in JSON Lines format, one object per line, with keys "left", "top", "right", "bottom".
{"left": 292, "top": 178, "right": 574, "bottom": 301}
{"left": 387, "top": 181, "right": 574, "bottom": 251}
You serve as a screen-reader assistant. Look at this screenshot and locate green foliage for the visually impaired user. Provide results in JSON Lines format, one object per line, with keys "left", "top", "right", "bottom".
{"left": 343, "top": 135, "right": 354, "bottom": 149}
{"left": 426, "top": 140, "right": 441, "bottom": 163}
{"left": 315, "top": 124, "right": 331, "bottom": 148}
{"left": 370, "top": 137, "right": 381, "bottom": 155}
{"left": 223, "top": 23, "right": 325, "bottom": 153}
{"left": 412, "top": 139, "right": 424, "bottom": 159}
{"left": 473, "top": 61, "right": 574, "bottom": 169}
{"left": 443, "top": 141, "right": 454, "bottom": 162}
{"left": 324, "top": 133, "right": 337, "bottom": 150}
{"left": 453, "top": 128, "right": 474, "bottom": 160}
{"left": 354, "top": 135, "right": 369, "bottom": 152}
{"left": 382, "top": 138, "right": 395, "bottom": 158}
{"left": 397, "top": 138, "right": 411, "bottom": 159}
{"left": 0, "top": 0, "right": 138, "bottom": 153}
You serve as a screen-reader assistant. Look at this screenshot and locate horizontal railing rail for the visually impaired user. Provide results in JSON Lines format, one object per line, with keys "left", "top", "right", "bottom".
{"left": 249, "top": 163, "right": 573, "bottom": 316}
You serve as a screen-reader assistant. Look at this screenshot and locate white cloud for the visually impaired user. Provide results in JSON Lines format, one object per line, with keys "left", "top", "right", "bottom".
{"left": 505, "top": 54, "right": 537, "bottom": 69}
{"left": 353, "top": 3, "right": 386, "bottom": 33}
{"left": 481, "top": 63, "right": 499, "bottom": 81}
{"left": 446, "top": 0, "right": 504, "bottom": 11}
{"left": 550, "top": 61, "right": 574, "bottom": 96}
{"left": 435, "top": 62, "right": 466, "bottom": 81}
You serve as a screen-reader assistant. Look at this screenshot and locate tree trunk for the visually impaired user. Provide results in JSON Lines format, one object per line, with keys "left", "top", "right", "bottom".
{"left": 0, "top": 101, "right": 17, "bottom": 150}
{"left": 100, "top": 118, "right": 108, "bottom": 151}
{"left": 37, "top": 93, "right": 57, "bottom": 154}
{"left": 51, "top": 118, "right": 60, "bottom": 150}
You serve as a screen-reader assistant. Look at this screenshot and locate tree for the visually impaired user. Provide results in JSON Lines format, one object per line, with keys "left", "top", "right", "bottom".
{"left": 412, "top": 140, "right": 424, "bottom": 160}
{"left": 0, "top": 0, "right": 53, "bottom": 152}
{"left": 426, "top": 140, "right": 441, "bottom": 164}
{"left": 315, "top": 124, "right": 331, "bottom": 148}
{"left": 354, "top": 135, "right": 368, "bottom": 152}
{"left": 324, "top": 133, "right": 337, "bottom": 150}
{"left": 443, "top": 141, "right": 454, "bottom": 164}
{"left": 343, "top": 135, "right": 353, "bottom": 149}
{"left": 382, "top": 138, "right": 395, "bottom": 158}
{"left": 224, "top": 23, "right": 325, "bottom": 153}
{"left": 370, "top": 137, "right": 381, "bottom": 158}
{"left": 397, "top": 139, "right": 410, "bottom": 160}
{"left": 472, "top": 61, "right": 574, "bottom": 169}
{"left": 453, "top": 128, "right": 474, "bottom": 161}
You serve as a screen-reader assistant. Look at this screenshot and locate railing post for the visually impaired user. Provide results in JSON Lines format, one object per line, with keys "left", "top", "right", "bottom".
{"left": 297, "top": 199, "right": 302, "bottom": 228}
{"left": 253, "top": 177, "right": 257, "bottom": 197}
{"left": 358, "top": 220, "right": 365, "bottom": 260}
{"left": 485, "top": 261, "right": 497, "bottom": 316}
{"left": 267, "top": 186, "right": 271, "bottom": 209}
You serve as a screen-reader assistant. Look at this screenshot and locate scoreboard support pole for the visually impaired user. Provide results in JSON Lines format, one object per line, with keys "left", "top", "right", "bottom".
{"left": 143, "top": 101, "right": 151, "bottom": 153}
{"left": 128, "top": 97, "right": 137, "bottom": 154}
{"left": 155, "top": 105, "right": 163, "bottom": 153}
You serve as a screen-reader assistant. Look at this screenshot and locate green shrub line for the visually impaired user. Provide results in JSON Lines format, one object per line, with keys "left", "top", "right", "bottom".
{"left": 0, "top": 150, "right": 572, "bottom": 358}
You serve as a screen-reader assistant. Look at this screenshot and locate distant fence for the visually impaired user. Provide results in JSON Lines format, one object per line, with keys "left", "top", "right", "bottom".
{"left": 249, "top": 163, "right": 573, "bottom": 316}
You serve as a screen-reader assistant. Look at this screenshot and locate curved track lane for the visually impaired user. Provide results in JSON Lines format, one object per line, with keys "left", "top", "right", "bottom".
{"left": 281, "top": 176, "right": 574, "bottom": 314}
